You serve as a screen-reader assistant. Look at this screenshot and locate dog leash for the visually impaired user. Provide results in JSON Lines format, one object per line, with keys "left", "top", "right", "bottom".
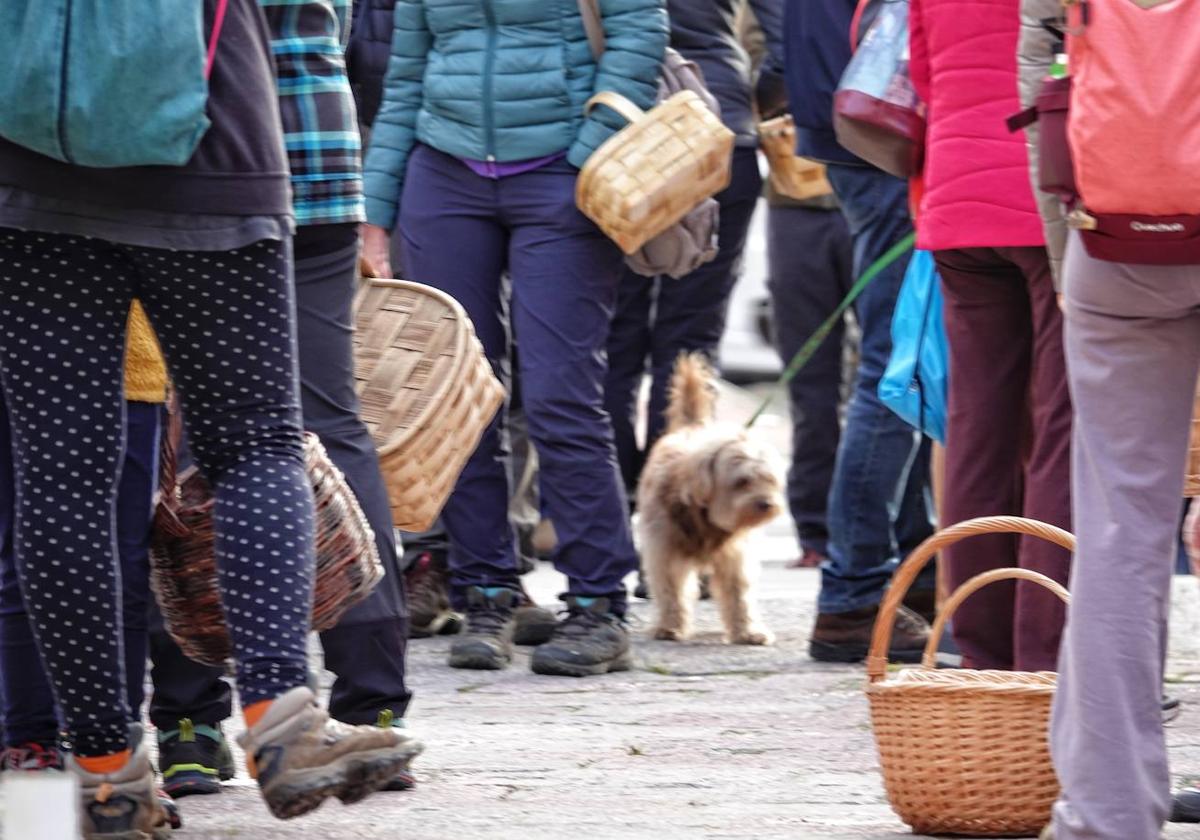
{"left": 745, "top": 231, "right": 917, "bottom": 428}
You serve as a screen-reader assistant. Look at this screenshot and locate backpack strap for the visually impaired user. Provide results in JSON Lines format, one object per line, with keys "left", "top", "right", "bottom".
{"left": 205, "top": 0, "right": 230, "bottom": 80}
{"left": 577, "top": 0, "right": 606, "bottom": 60}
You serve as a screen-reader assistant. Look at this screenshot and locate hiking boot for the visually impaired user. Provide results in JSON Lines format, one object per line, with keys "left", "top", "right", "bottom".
{"left": 530, "top": 596, "right": 632, "bottom": 677}
{"left": 375, "top": 711, "right": 416, "bottom": 792}
{"left": 1, "top": 742, "right": 64, "bottom": 771}
{"left": 512, "top": 584, "right": 558, "bottom": 647}
{"left": 448, "top": 587, "right": 517, "bottom": 670}
{"left": 809, "top": 604, "right": 930, "bottom": 664}
{"left": 156, "top": 718, "right": 236, "bottom": 797}
{"left": 69, "top": 741, "right": 173, "bottom": 840}
{"left": 238, "top": 686, "right": 423, "bottom": 820}
{"left": 405, "top": 551, "right": 464, "bottom": 638}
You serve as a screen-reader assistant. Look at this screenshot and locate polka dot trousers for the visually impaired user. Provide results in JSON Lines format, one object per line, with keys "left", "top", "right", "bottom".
{"left": 0, "top": 229, "right": 315, "bottom": 756}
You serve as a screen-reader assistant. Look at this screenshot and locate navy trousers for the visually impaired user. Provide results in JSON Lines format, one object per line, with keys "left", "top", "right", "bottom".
{"left": 0, "top": 398, "right": 159, "bottom": 746}
{"left": 604, "top": 147, "right": 764, "bottom": 495}
{"left": 398, "top": 144, "right": 637, "bottom": 611}
{"left": 764, "top": 203, "right": 854, "bottom": 558}
{"left": 148, "top": 224, "right": 412, "bottom": 729}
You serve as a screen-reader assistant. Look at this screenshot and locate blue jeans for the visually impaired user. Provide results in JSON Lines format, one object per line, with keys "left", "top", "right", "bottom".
{"left": 765, "top": 204, "right": 853, "bottom": 558}
{"left": 819, "top": 165, "right": 935, "bottom": 615}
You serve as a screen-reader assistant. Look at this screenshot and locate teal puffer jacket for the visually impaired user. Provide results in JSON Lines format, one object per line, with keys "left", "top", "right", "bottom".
{"left": 363, "top": 0, "right": 668, "bottom": 229}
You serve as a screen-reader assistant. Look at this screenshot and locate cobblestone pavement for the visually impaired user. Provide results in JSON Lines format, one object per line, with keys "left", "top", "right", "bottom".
{"left": 165, "top": 558, "right": 1200, "bottom": 840}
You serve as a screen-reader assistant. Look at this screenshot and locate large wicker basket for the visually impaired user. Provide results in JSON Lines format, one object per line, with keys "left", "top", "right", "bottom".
{"left": 867, "top": 516, "right": 1074, "bottom": 837}
{"left": 352, "top": 278, "right": 505, "bottom": 532}
{"left": 758, "top": 115, "right": 834, "bottom": 202}
{"left": 151, "top": 429, "right": 384, "bottom": 666}
{"left": 576, "top": 90, "right": 734, "bottom": 255}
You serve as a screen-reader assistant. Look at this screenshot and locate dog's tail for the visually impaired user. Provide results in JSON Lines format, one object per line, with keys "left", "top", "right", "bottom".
{"left": 665, "top": 352, "right": 717, "bottom": 433}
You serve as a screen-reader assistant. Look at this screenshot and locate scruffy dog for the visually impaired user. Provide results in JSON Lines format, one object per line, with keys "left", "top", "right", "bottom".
{"left": 637, "top": 354, "right": 785, "bottom": 645}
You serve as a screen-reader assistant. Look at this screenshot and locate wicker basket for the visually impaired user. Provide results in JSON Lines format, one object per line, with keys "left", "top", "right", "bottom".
{"left": 576, "top": 90, "right": 734, "bottom": 255}
{"left": 352, "top": 278, "right": 506, "bottom": 532}
{"left": 867, "top": 516, "right": 1074, "bottom": 837}
{"left": 1185, "top": 382, "right": 1200, "bottom": 496}
{"left": 151, "top": 429, "right": 384, "bottom": 666}
{"left": 758, "top": 115, "right": 834, "bottom": 202}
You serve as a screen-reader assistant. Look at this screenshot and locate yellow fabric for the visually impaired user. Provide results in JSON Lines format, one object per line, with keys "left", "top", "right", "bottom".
{"left": 124, "top": 302, "right": 168, "bottom": 404}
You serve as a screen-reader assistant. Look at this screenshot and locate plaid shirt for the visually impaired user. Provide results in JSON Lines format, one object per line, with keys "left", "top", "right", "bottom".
{"left": 259, "top": 0, "right": 365, "bottom": 225}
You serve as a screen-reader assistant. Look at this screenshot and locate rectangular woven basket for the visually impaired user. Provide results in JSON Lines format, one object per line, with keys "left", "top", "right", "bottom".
{"left": 576, "top": 89, "right": 733, "bottom": 255}
{"left": 758, "top": 115, "right": 835, "bottom": 202}
{"left": 352, "top": 278, "right": 505, "bottom": 532}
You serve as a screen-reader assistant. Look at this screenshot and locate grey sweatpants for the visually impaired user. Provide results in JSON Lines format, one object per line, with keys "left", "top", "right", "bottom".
{"left": 1051, "top": 232, "right": 1200, "bottom": 839}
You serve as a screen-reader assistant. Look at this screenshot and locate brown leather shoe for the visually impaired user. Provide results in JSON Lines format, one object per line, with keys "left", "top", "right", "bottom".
{"left": 809, "top": 604, "right": 930, "bottom": 664}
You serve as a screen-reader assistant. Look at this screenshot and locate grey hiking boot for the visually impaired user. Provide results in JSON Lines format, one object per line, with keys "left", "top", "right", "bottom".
{"left": 237, "top": 686, "right": 423, "bottom": 820}
{"left": 448, "top": 586, "right": 517, "bottom": 670}
{"left": 512, "top": 583, "right": 558, "bottom": 647}
{"left": 530, "top": 596, "right": 632, "bottom": 677}
{"left": 69, "top": 741, "right": 172, "bottom": 840}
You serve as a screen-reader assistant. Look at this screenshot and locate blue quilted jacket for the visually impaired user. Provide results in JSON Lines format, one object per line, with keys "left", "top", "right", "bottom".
{"left": 363, "top": 0, "right": 668, "bottom": 229}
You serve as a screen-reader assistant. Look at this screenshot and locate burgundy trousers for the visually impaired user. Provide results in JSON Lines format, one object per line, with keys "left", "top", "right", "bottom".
{"left": 935, "top": 246, "right": 1072, "bottom": 672}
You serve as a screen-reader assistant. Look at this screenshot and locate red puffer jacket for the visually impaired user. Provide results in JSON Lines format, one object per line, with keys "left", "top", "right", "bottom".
{"left": 908, "top": 0, "right": 1044, "bottom": 250}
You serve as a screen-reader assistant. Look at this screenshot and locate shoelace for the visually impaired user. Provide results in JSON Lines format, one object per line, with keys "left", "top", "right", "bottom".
{"left": 466, "top": 601, "right": 512, "bottom": 636}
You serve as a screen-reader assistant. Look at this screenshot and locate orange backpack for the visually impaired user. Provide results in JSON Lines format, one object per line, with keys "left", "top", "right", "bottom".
{"left": 1066, "top": 0, "right": 1200, "bottom": 263}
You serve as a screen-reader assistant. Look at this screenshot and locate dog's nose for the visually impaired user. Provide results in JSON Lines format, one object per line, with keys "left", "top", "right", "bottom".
{"left": 755, "top": 498, "right": 775, "bottom": 514}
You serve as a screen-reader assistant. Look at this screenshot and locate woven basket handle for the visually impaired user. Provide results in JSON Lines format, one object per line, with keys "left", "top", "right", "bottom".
{"left": 920, "top": 567, "right": 1069, "bottom": 670}
{"left": 585, "top": 91, "right": 645, "bottom": 125}
{"left": 865, "top": 516, "right": 1076, "bottom": 682}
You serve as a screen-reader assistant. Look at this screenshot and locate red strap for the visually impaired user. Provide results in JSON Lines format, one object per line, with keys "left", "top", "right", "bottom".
{"left": 205, "top": 0, "right": 229, "bottom": 80}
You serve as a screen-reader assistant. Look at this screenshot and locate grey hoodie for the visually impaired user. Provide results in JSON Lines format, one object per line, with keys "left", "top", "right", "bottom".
{"left": 1018, "top": 0, "right": 1068, "bottom": 286}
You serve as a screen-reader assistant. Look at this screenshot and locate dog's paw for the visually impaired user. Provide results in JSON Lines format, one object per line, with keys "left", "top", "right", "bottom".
{"left": 732, "top": 628, "right": 775, "bottom": 646}
{"left": 653, "top": 626, "right": 685, "bottom": 641}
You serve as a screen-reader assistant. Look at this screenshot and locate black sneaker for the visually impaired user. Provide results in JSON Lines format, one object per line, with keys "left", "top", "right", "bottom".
{"left": 1173, "top": 781, "right": 1200, "bottom": 823}
{"left": 447, "top": 587, "right": 517, "bottom": 670}
{"left": 157, "top": 719, "right": 236, "bottom": 798}
{"left": 405, "top": 551, "right": 465, "bottom": 638}
{"left": 531, "top": 596, "right": 632, "bottom": 677}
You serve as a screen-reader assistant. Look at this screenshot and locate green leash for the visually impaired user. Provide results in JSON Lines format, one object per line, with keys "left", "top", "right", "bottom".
{"left": 745, "top": 231, "right": 917, "bottom": 428}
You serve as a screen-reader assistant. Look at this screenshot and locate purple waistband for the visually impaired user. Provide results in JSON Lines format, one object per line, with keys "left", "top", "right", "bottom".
{"left": 459, "top": 151, "right": 567, "bottom": 180}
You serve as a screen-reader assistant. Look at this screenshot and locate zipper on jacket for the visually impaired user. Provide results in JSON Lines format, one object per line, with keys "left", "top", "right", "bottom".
{"left": 482, "top": 0, "right": 498, "bottom": 161}
{"left": 57, "top": 0, "right": 74, "bottom": 162}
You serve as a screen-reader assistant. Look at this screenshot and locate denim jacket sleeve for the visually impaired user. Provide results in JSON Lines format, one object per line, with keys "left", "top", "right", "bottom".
{"left": 362, "top": 0, "right": 430, "bottom": 230}
{"left": 567, "top": 0, "right": 669, "bottom": 169}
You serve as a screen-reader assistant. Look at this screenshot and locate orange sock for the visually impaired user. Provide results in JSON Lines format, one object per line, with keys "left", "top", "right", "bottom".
{"left": 243, "top": 699, "right": 274, "bottom": 729}
{"left": 76, "top": 750, "right": 131, "bottom": 775}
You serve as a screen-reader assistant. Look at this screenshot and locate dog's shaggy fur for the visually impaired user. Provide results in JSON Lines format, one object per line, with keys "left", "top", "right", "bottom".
{"left": 637, "top": 354, "right": 785, "bottom": 645}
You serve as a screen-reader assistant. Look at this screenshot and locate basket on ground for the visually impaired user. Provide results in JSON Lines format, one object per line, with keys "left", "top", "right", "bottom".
{"left": 151, "top": 430, "right": 384, "bottom": 666}
{"left": 576, "top": 90, "right": 734, "bottom": 255}
{"left": 352, "top": 277, "right": 505, "bottom": 532}
{"left": 758, "top": 115, "right": 834, "bottom": 202}
{"left": 867, "top": 516, "right": 1073, "bottom": 837}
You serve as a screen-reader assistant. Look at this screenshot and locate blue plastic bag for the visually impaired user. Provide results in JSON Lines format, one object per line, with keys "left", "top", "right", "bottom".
{"left": 879, "top": 249, "right": 948, "bottom": 442}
